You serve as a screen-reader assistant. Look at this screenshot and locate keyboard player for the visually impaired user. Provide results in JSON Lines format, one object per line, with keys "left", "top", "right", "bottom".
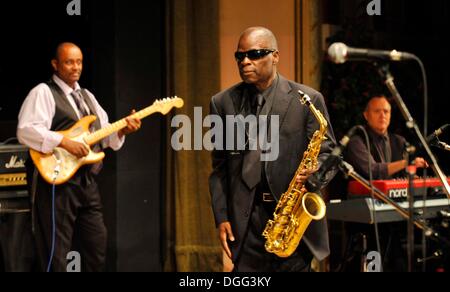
{"left": 345, "top": 95, "right": 428, "bottom": 180}
{"left": 341, "top": 95, "right": 429, "bottom": 271}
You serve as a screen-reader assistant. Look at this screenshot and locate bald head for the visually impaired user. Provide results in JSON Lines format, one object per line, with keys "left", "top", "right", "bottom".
{"left": 238, "top": 27, "right": 278, "bottom": 51}
{"left": 51, "top": 42, "right": 83, "bottom": 89}
{"left": 54, "top": 42, "right": 82, "bottom": 61}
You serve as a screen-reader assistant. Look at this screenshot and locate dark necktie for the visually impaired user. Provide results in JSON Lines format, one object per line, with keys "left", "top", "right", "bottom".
{"left": 71, "top": 90, "right": 89, "bottom": 117}
{"left": 242, "top": 93, "right": 265, "bottom": 190}
{"left": 254, "top": 93, "right": 264, "bottom": 117}
{"left": 381, "top": 136, "right": 392, "bottom": 163}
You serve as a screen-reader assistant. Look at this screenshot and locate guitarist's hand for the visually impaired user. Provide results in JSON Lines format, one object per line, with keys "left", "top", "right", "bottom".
{"left": 59, "top": 137, "right": 89, "bottom": 158}
{"left": 119, "top": 110, "right": 142, "bottom": 138}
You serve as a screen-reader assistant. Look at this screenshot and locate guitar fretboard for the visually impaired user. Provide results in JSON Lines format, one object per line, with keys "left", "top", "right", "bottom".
{"left": 84, "top": 106, "right": 156, "bottom": 146}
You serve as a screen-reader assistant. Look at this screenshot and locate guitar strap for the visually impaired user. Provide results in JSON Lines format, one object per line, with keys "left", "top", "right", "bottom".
{"left": 78, "top": 89, "right": 102, "bottom": 133}
{"left": 77, "top": 89, "right": 104, "bottom": 174}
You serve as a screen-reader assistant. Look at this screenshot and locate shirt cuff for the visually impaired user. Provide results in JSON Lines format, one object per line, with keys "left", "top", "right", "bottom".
{"left": 214, "top": 211, "right": 229, "bottom": 227}
{"left": 107, "top": 132, "right": 125, "bottom": 151}
{"left": 42, "top": 132, "right": 64, "bottom": 154}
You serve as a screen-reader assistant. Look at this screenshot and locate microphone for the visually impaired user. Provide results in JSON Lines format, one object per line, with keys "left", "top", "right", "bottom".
{"left": 437, "top": 141, "right": 450, "bottom": 151}
{"left": 426, "top": 124, "right": 450, "bottom": 144}
{"left": 328, "top": 42, "right": 416, "bottom": 64}
{"left": 306, "top": 126, "right": 359, "bottom": 192}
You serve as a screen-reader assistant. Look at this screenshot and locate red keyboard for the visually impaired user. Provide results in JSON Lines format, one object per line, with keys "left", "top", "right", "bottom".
{"left": 348, "top": 178, "right": 450, "bottom": 199}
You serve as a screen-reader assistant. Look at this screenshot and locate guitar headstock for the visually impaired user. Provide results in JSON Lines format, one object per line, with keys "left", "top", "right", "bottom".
{"left": 153, "top": 96, "right": 184, "bottom": 115}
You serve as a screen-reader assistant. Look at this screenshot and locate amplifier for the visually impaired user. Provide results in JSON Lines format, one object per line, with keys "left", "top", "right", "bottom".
{"left": 0, "top": 144, "right": 28, "bottom": 189}
{"left": 0, "top": 144, "right": 28, "bottom": 174}
{"left": 0, "top": 197, "right": 30, "bottom": 214}
{"left": 0, "top": 144, "right": 30, "bottom": 213}
{"left": 0, "top": 173, "right": 27, "bottom": 188}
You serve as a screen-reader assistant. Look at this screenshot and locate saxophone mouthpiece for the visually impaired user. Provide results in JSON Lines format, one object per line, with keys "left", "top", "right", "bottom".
{"left": 298, "top": 90, "right": 311, "bottom": 105}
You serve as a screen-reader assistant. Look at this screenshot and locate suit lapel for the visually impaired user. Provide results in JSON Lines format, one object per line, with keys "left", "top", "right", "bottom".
{"left": 230, "top": 83, "right": 247, "bottom": 115}
{"left": 262, "top": 75, "right": 293, "bottom": 128}
{"left": 260, "top": 75, "right": 294, "bottom": 158}
{"left": 264, "top": 76, "right": 295, "bottom": 182}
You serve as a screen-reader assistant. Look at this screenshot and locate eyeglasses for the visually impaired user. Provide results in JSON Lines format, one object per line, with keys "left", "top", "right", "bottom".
{"left": 234, "top": 49, "right": 276, "bottom": 62}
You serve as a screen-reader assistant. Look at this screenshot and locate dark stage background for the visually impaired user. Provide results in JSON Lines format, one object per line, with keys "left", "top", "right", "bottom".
{"left": 0, "top": 0, "right": 165, "bottom": 272}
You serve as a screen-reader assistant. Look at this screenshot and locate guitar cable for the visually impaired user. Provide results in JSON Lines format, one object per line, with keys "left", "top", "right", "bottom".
{"left": 47, "top": 161, "right": 61, "bottom": 272}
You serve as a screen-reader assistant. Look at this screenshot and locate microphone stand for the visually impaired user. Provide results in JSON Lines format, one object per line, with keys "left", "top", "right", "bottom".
{"left": 377, "top": 64, "right": 450, "bottom": 199}
{"left": 339, "top": 161, "right": 450, "bottom": 252}
{"left": 404, "top": 145, "right": 416, "bottom": 272}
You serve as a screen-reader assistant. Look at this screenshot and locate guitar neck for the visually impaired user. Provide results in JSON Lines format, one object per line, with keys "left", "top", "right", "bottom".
{"left": 84, "top": 105, "right": 155, "bottom": 146}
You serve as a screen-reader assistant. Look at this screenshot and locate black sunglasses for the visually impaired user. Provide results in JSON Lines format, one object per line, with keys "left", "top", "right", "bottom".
{"left": 234, "top": 49, "right": 276, "bottom": 62}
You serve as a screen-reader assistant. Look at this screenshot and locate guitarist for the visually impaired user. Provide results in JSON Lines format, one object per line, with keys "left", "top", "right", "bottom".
{"left": 17, "top": 43, "right": 141, "bottom": 272}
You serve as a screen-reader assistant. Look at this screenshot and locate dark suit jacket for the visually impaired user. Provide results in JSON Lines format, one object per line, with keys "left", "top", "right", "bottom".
{"left": 209, "top": 75, "right": 337, "bottom": 262}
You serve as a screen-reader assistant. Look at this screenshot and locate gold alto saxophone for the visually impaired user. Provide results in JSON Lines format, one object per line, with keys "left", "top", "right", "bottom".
{"left": 262, "top": 90, "right": 328, "bottom": 258}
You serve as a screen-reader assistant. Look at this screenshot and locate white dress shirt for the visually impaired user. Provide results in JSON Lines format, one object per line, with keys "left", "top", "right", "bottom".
{"left": 17, "top": 75, "right": 125, "bottom": 154}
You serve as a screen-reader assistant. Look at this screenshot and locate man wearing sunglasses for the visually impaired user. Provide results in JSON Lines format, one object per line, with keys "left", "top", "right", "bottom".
{"left": 209, "top": 27, "right": 337, "bottom": 272}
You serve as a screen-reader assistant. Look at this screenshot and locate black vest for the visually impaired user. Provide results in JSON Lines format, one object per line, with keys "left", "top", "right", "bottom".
{"left": 47, "top": 79, "right": 101, "bottom": 132}
{"left": 27, "top": 81, "right": 102, "bottom": 201}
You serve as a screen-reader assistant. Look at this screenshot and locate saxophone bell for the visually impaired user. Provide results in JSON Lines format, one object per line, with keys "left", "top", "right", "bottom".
{"left": 302, "top": 192, "right": 326, "bottom": 220}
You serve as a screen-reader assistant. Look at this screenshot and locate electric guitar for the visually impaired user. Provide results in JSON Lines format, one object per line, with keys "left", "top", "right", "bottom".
{"left": 30, "top": 96, "right": 184, "bottom": 185}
